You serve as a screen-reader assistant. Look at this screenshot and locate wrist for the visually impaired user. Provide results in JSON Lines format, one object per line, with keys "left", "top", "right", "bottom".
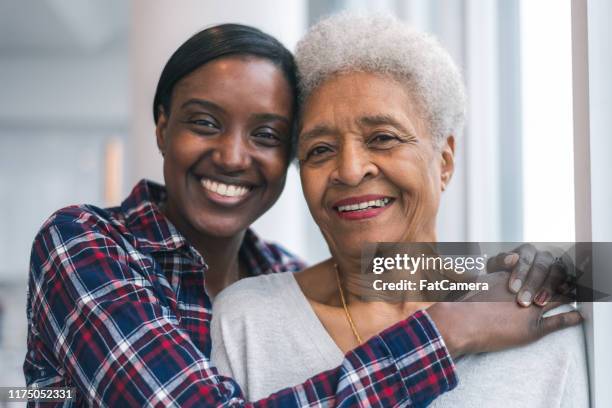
{"left": 426, "top": 303, "right": 468, "bottom": 359}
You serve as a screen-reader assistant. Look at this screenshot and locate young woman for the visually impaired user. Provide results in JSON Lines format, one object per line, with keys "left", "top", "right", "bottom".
{"left": 25, "top": 23, "right": 579, "bottom": 407}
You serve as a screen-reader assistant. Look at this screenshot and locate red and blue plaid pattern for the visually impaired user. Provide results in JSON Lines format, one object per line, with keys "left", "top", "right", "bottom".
{"left": 24, "top": 180, "right": 456, "bottom": 407}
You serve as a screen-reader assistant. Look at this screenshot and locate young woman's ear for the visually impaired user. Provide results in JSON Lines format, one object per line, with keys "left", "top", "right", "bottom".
{"left": 155, "top": 106, "right": 169, "bottom": 157}
{"left": 440, "top": 135, "right": 455, "bottom": 191}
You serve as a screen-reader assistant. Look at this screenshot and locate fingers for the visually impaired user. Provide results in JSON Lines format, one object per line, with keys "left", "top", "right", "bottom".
{"left": 517, "top": 250, "right": 554, "bottom": 307}
{"left": 486, "top": 251, "right": 519, "bottom": 273}
{"left": 539, "top": 310, "right": 583, "bottom": 337}
{"left": 560, "top": 265, "right": 583, "bottom": 294}
{"left": 533, "top": 260, "right": 567, "bottom": 306}
{"left": 509, "top": 244, "right": 537, "bottom": 294}
{"left": 558, "top": 277, "right": 577, "bottom": 295}
{"left": 541, "top": 293, "right": 577, "bottom": 313}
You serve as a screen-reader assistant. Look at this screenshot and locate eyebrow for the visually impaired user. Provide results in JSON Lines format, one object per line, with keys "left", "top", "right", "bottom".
{"left": 180, "top": 99, "right": 289, "bottom": 125}
{"left": 251, "top": 113, "right": 290, "bottom": 126}
{"left": 359, "top": 114, "right": 413, "bottom": 136}
{"left": 299, "top": 124, "right": 337, "bottom": 144}
{"left": 181, "top": 98, "right": 224, "bottom": 112}
{"left": 299, "top": 113, "right": 414, "bottom": 144}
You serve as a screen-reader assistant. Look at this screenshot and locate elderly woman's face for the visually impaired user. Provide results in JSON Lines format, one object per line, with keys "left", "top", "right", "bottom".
{"left": 298, "top": 72, "right": 454, "bottom": 257}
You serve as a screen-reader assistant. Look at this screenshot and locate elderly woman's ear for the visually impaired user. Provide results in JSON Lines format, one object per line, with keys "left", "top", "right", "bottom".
{"left": 440, "top": 135, "right": 455, "bottom": 191}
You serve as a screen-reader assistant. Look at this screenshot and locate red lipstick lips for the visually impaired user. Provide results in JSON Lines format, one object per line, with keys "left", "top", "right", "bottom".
{"left": 332, "top": 194, "right": 393, "bottom": 220}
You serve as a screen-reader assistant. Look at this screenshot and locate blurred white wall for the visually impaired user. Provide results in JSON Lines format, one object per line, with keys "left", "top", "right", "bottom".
{"left": 0, "top": 0, "right": 129, "bottom": 282}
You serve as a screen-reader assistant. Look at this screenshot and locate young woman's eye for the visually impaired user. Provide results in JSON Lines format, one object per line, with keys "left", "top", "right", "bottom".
{"left": 184, "top": 114, "right": 221, "bottom": 134}
{"left": 191, "top": 119, "right": 219, "bottom": 129}
{"left": 253, "top": 128, "right": 282, "bottom": 146}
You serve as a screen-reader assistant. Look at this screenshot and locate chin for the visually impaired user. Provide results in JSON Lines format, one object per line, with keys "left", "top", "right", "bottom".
{"left": 352, "top": 231, "right": 401, "bottom": 244}
{"left": 192, "top": 215, "right": 251, "bottom": 239}
{"left": 333, "top": 238, "right": 375, "bottom": 257}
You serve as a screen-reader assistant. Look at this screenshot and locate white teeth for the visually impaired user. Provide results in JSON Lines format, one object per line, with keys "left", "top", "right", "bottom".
{"left": 200, "top": 178, "right": 250, "bottom": 198}
{"left": 337, "top": 197, "right": 391, "bottom": 212}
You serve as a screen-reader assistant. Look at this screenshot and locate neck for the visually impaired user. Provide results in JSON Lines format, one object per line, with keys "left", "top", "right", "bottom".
{"left": 298, "top": 258, "right": 433, "bottom": 353}
{"left": 334, "top": 239, "right": 437, "bottom": 304}
{"left": 336, "top": 259, "right": 432, "bottom": 304}
{"left": 193, "top": 232, "right": 245, "bottom": 297}
{"left": 162, "top": 202, "right": 245, "bottom": 298}
{"left": 334, "top": 260, "right": 432, "bottom": 348}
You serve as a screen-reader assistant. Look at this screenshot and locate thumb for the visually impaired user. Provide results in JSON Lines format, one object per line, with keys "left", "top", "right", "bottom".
{"left": 487, "top": 251, "right": 519, "bottom": 273}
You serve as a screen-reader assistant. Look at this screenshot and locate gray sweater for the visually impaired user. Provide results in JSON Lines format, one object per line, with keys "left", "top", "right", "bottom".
{"left": 211, "top": 272, "right": 589, "bottom": 407}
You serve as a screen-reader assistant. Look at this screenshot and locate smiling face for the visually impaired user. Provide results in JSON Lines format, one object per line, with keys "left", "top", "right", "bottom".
{"left": 298, "top": 72, "right": 455, "bottom": 258}
{"left": 156, "top": 56, "right": 293, "bottom": 239}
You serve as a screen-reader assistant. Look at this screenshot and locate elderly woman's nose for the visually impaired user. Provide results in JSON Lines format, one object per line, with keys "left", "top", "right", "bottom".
{"left": 331, "top": 143, "right": 378, "bottom": 186}
{"left": 212, "top": 132, "right": 252, "bottom": 171}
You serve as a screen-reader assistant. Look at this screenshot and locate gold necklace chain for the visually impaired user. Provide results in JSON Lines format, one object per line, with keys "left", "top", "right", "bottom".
{"left": 334, "top": 263, "right": 363, "bottom": 345}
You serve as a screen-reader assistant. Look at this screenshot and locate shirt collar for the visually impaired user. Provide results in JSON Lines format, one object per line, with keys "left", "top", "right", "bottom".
{"left": 120, "top": 180, "right": 289, "bottom": 276}
{"left": 121, "top": 179, "right": 188, "bottom": 253}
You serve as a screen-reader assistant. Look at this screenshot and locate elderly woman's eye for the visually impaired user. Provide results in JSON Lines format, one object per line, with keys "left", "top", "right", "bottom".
{"left": 371, "top": 133, "right": 399, "bottom": 143}
{"left": 306, "top": 145, "right": 333, "bottom": 159}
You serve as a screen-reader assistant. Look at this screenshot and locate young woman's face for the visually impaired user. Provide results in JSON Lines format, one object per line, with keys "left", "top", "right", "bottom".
{"left": 156, "top": 56, "right": 293, "bottom": 238}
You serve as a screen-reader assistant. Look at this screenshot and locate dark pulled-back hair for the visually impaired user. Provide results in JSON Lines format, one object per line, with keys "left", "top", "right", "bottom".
{"left": 153, "top": 23, "right": 297, "bottom": 124}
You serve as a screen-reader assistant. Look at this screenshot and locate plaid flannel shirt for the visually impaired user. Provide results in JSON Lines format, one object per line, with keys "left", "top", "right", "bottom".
{"left": 24, "top": 180, "right": 457, "bottom": 407}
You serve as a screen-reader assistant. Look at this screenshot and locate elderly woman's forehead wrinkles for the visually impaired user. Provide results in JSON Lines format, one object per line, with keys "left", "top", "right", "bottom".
{"left": 359, "top": 114, "right": 412, "bottom": 135}
{"left": 299, "top": 123, "right": 337, "bottom": 144}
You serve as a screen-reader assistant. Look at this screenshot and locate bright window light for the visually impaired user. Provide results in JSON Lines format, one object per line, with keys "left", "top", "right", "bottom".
{"left": 520, "top": 0, "right": 575, "bottom": 241}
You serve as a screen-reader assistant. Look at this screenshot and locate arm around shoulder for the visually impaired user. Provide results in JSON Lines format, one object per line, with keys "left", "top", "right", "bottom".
{"left": 26, "top": 210, "right": 457, "bottom": 407}
{"left": 26, "top": 210, "right": 244, "bottom": 406}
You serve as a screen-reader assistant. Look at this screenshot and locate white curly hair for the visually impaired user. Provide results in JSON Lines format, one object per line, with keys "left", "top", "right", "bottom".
{"left": 295, "top": 12, "right": 466, "bottom": 146}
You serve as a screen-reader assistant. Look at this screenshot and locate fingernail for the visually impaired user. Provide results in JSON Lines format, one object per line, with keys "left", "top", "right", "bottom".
{"left": 505, "top": 253, "right": 519, "bottom": 266}
{"left": 510, "top": 279, "right": 522, "bottom": 293}
{"left": 534, "top": 290, "right": 550, "bottom": 306}
{"left": 519, "top": 290, "right": 533, "bottom": 306}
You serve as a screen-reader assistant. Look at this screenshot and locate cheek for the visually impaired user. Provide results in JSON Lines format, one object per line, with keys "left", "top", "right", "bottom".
{"left": 166, "top": 134, "right": 201, "bottom": 170}
{"left": 300, "top": 168, "right": 325, "bottom": 213}
{"left": 260, "top": 151, "right": 290, "bottom": 190}
{"left": 383, "top": 149, "right": 439, "bottom": 197}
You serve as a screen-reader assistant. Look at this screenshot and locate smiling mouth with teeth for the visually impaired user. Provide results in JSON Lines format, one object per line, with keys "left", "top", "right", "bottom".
{"left": 200, "top": 178, "right": 251, "bottom": 198}
{"left": 336, "top": 197, "right": 391, "bottom": 213}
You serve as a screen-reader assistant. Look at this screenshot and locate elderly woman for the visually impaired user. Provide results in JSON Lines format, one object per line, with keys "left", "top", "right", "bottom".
{"left": 211, "top": 14, "right": 589, "bottom": 406}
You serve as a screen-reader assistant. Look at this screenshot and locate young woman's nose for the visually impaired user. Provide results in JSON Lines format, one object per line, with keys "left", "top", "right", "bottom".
{"left": 330, "top": 141, "right": 378, "bottom": 186}
{"left": 211, "top": 131, "right": 252, "bottom": 172}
